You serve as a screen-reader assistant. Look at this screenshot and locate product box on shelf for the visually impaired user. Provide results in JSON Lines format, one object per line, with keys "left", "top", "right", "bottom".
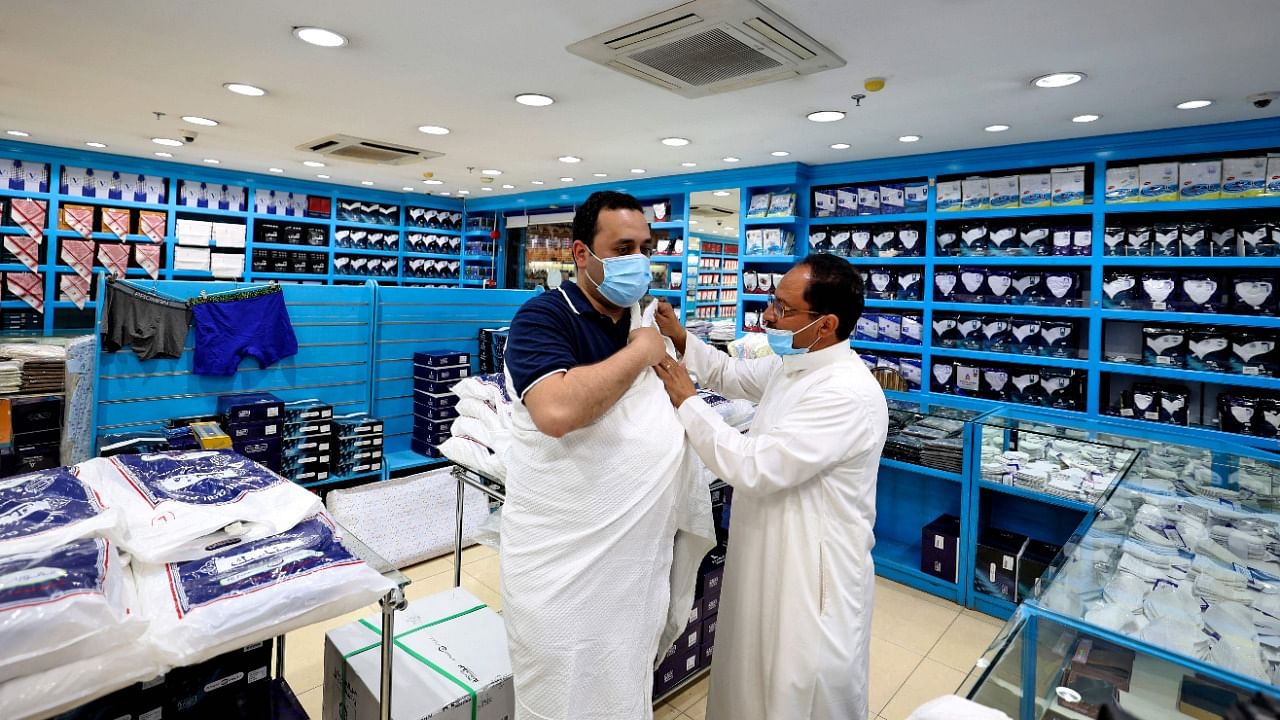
{"left": 217, "top": 392, "right": 284, "bottom": 423}
{"left": 234, "top": 437, "right": 282, "bottom": 472}
{"left": 324, "top": 588, "right": 512, "bottom": 720}
{"left": 961, "top": 177, "right": 990, "bottom": 211}
{"left": 1051, "top": 167, "right": 1086, "bottom": 206}
{"left": 224, "top": 419, "right": 283, "bottom": 443}
{"left": 1222, "top": 156, "right": 1268, "bottom": 197}
{"left": 654, "top": 640, "right": 701, "bottom": 698}
{"left": 1138, "top": 162, "right": 1179, "bottom": 202}
{"left": 285, "top": 419, "right": 334, "bottom": 440}
{"left": 920, "top": 513, "right": 962, "bottom": 583}
{"left": 10, "top": 397, "right": 63, "bottom": 433}
{"left": 904, "top": 181, "right": 929, "bottom": 212}
{"left": 1178, "top": 160, "right": 1223, "bottom": 200}
{"left": 836, "top": 186, "right": 858, "bottom": 216}
{"left": 1018, "top": 173, "right": 1052, "bottom": 208}
{"left": 936, "top": 180, "right": 963, "bottom": 212}
{"left": 989, "top": 176, "right": 1020, "bottom": 209}
{"left": 414, "top": 350, "right": 471, "bottom": 367}
{"left": 813, "top": 188, "right": 837, "bottom": 217}
{"left": 282, "top": 399, "right": 333, "bottom": 423}
{"left": 413, "top": 365, "right": 471, "bottom": 384}
{"left": 975, "top": 528, "right": 1029, "bottom": 602}
{"left": 1268, "top": 155, "right": 1280, "bottom": 195}
{"left": 857, "top": 186, "right": 881, "bottom": 215}
{"left": 1015, "top": 539, "right": 1063, "bottom": 602}
{"left": 880, "top": 184, "right": 906, "bottom": 214}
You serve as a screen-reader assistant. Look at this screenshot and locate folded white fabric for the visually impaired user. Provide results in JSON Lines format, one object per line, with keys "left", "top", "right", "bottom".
{"left": 135, "top": 514, "right": 395, "bottom": 665}
{"left": 0, "top": 641, "right": 163, "bottom": 720}
{"left": 452, "top": 373, "right": 511, "bottom": 407}
{"left": 907, "top": 695, "right": 1013, "bottom": 720}
{"left": 455, "top": 397, "right": 510, "bottom": 432}
{"left": 77, "top": 451, "right": 321, "bottom": 563}
{"left": 439, "top": 435, "right": 507, "bottom": 481}
{"left": 0, "top": 467, "right": 122, "bottom": 555}
{"left": 0, "top": 538, "right": 144, "bottom": 684}
{"left": 451, "top": 415, "right": 496, "bottom": 451}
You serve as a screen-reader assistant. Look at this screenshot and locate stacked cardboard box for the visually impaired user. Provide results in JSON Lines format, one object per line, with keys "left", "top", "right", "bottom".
{"left": 411, "top": 350, "right": 469, "bottom": 458}
{"left": 333, "top": 413, "right": 384, "bottom": 478}
{"left": 217, "top": 392, "right": 284, "bottom": 472}
{"left": 281, "top": 399, "right": 335, "bottom": 485}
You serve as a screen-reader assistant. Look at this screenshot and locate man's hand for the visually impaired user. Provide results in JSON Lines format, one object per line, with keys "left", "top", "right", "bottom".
{"left": 654, "top": 356, "right": 697, "bottom": 408}
{"left": 653, "top": 301, "right": 688, "bottom": 355}
{"left": 628, "top": 326, "right": 667, "bottom": 367}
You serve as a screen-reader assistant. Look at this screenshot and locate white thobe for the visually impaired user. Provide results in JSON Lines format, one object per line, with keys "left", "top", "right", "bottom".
{"left": 675, "top": 335, "right": 888, "bottom": 720}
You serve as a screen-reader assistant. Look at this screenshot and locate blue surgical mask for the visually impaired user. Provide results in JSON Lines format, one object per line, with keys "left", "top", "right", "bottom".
{"left": 586, "top": 248, "right": 651, "bottom": 307}
{"left": 764, "top": 316, "right": 822, "bottom": 356}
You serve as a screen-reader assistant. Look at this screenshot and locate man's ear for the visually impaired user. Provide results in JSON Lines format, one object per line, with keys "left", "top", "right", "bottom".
{"left": 821, "top": 314, "right": 839, "bottom": 339}
{"left": 572, "top": 239, "right": 590, "bottom": 269}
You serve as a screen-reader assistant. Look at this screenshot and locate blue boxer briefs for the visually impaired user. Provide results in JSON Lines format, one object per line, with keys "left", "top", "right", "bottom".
{"left": 189, "top": 285, "right": 298, "bottom": 376}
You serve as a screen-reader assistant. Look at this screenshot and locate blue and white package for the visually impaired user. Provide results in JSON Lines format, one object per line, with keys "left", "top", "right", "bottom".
{"left": 880, "top": 184, "right": 906, "bottom": 214}
{"left": 988, "top": 225, "right": 1019, "bottom": 255}
{"left": 898, "top": 357, "right": 922, "bottom": 390}
{"left": 936, "top": 229, "right": 960, "bottom": 256}
{"left": 836, "top": 187, "right": 858, "bottom": 216}
{"left": 957, "top": 317, "right": 984, "bottom": 350}
{"left": 932, "top": 315, "right": 960, "bottom": 348}
{"left": 1010, "top": 319, "right": 1042, "bottom": 355}
{"left": 855, "top": 314, "right": 880, "bottom": 342}
{"left": 0, "top": 467, "right": 120, "bottom": 555}
{"left": 813, "top": 188, "right": 837, "bottom": 217}
{"left": 1011, "top": 272, "right": 1044, "bottom": 305}
{"left": 898, "top": 227, "right": 923, "bottom": 256}
{"left": 985, "top": 269, "right": 1015, "bottom": 304}
{"left": 867, "top": 269, "right": 896, "bottom": 300}
{"left": 958, "top": 269, "right": 988, "bottom": 303}
{"left": 896, "top": 271, "right": 923, "bottom": 301}
{"left": 135, "top": 515, "right": 395, "bottom": 665}
{"left": 901, "top": 315, "right": 923, "bottom": 345}
{"left": 849, "top": 230, "right": 872, "bottom": 256}
{"left": 878, "top": 314, "right": 903, "bottom": 343}
{"left": 960, "top": 224, "right": 990, "bottom": 256}
{"left": 1102, "top": 270, "right": 1139, "bottom": 309}
{"left": 0, "top": 538, "right": 144, "bottom": 685}
{"left": 934, "top": 270, "right": 959, "bottom": 302}
{"left": 78, "top": 452, "right": 321, "bottom": 564}
{"left": 981, "top": 318, "right": 1014, "bottom": 353}
{"left": 1043, "top": 271, "right": 1080, "bottom": 307}
{"left": 903, "top": 182, "right": 929, "bottom": 212}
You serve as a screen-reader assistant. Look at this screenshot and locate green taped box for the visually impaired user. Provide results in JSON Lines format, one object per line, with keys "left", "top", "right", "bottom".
{"left": 323, "top": 587, "right": 513, "bottom": 720}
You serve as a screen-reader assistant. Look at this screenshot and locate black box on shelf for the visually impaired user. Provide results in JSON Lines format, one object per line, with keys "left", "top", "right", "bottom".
{"left": 255, "top": 221, "right": 281, "bottom": 244}
{"left": 284, "top": 419, "right": 333, "bottom": 439}
{"left": 165, "top": 640, "right": 272, "bottom": 717}
{"left": 1016, "top": 539, "right": 1063, "bottom": 602}
{"left": 921, "top": 513, "right": 962, "bottom": 583}
{"left": 334, "top": 413, "right": 383, "bottom": 437}
{"left": 224, "top": 420, "right": 282, "bottom": 443}
{"left": 10, "top": 397, "right": 63, "bottom": 433}
{"left": 218, "top": 392, "right": 284, "bottom": 423}
{"left": 975, "top": 528, "right": 1028, "bottom": 602}
{"left": 413, "top": 364, "right": 471, "bottom": 384}
{"left": 410, "top": 437, "right": 444, "bottom": 458}
{"left": 283, "top": 399, "right": 334, "bottom": 423}
{"left": 233, "top": 437, "right": 282, "bottom": 472}
{"left": 282, "top": 433, "right": 332, "bottom": 455}
{"left": 2, "top": 442, "right": 60, "bottom": 475}
{"left": 414, "top": 349, "right": 471, "bottom": 368}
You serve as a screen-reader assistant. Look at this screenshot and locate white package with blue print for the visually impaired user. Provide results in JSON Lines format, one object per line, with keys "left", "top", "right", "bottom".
{"left": 0, "top": 641, "right": 164, "bottom": 720}
{"left": 0, "top": 467, "right": 123, "bottom": 556}
{"left": 0, "top": 537, "right": 145, "bottom": 685}
{"left": 76, "top": 451, "right": 322, "bottom": 564}
{"left": 134, "top": 514, "right": 396, "bottom": 666}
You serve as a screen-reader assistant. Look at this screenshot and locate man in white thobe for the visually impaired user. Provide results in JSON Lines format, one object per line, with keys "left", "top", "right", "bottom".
{"left": 653, "top": 253, "right": 888, "bottom": 720}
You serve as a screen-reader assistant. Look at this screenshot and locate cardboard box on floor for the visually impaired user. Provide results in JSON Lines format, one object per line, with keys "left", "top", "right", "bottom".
{"left": 324, "top": 587, "right": 512, "bottom": 720}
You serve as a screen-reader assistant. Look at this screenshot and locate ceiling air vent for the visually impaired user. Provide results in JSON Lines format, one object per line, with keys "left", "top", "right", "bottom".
{"left": 297, "top": 134, "right": 444, "bottom": 166}
{"left": 567, "top": 0, "right": 844, "bottom": 99}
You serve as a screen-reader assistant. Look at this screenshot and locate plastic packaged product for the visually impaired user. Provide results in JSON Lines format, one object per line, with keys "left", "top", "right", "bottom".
{"left": 936, "top": 180, "right": 962, "bottom": 212}
{"left": 76, "top": 451, "right": 322, "bottom": 564}
{"left": 987, "top": 225, "right": 1019, "bottom": 255}
{"left": 954, "top": 363, "right": 982, "bottom": 397}
{"left": 1139, "top": 163, "right": 1179, "bottom": 202}
{"left": 985, "top": 269, "right": 1015, "bottom": 304}
{"left": 1020, "top": 226, "right": 1051, "bottom": 257}
{"left": 1103, "top": 226, "right": 1126, "bottom": 256}
{"left": 1239, "top": 219, "right": 1273, "bottom": 257}
{"left": 1011, "top": 271, "right": 1044, "bottom": 305}
{"left": 1219, "top": 395, "right": 1257, "bottom": 435}
{"left": 958, "top": 268, "right": 988, "bottom": 303}
{"left": 1143, "top": 326, "right": 1188, "bottom": 368}
{"left": 988, "top": 176, "right": 1020, "bottom": 209}
{"left": 1010, "top": 370, "right": 1044, "bottom": 405}
{"left": 1051, "top": 228, "right": 1073, "bottom": 257}
{"left": 903, "top": 182, "right": 929, "bottom": 212}
{"left": 866, "top": 268, "right": 895, "bottom": 300}
{"left": 1010, "top": 319, "right": 1042, "bottom": 355}
{"left": 981, "top": 317, "right": 1014, "bottom": 353}
{"left": 1105, "top": 167, "right": 1140, "bottom": 203}
{"left": 1258, "top": 398, "right": 1280, "bottom": 438}
{"left": 1230, "top": 331, "right": 1278, "bottom": 376}
{"left": 1211, "top": 226, "right": 1238, "bottom": 257}
{"left": 829, "top": 230, "right": 852, "bottom": 257}
{"left": 898, "top": 357, "right": 922, "bottom": 390}
{"left": 1186, "top": 327, "right": 1232, "bottom": 372}
{"left": 1020, "top": 173, "right": 1053, "bottom": 208}
{"left": 856, "top": 187, "right": 880, "bottom": 215}
{"left": 1180, "top": 222, "right": 1210, "bottom": 257}
{"left": 877, "top": 314, "right": 903, "bottom": 344}
{"left": 1177, "top": 273, "right": 1223, "bottom": 312}
{"left": 957, "top": 317, "right": 984, "bottom": 350}
{"left": 880, "top": 184, "right": 906, "bottom": 215}
{"left": 756, "top": 272, "right": 773, "bottom": 294}
{"left": 1043, "top": 271, "right": 1080, "bottom": 307}
{"left": 1231, "top": 273, "right": 1276, "bottom": 315}
{"left": 0, "top": 467, "right": 121, "bottom": 556}
{"left": 842, "top": 229, "right": 868, "bottom": 257}
{"left": 1125, "top": 226, "right": 1153, "bottom": 256}
{"left": 931, "top": 362, "right": 957, "bottom": 394}
{"left": 978, "top": 366, "right": 1012, "bottom": 401}
{"left": 959, "top": 224, "right": 990, "bottom": 256}
{"left": 1140, "top": 271, "right": 1178, "bottom": 311}
{"left": 0, "top": 641, "right": 164, "bottom": 720}
{"left": 1041, "top": 369, "right": 1082, "bottom": 410}
{"left": 932, "top": 314, "right": 960, "bottom": 348}
{"left": 1158, "top": 386, "right": 1191, "bottom": 426}
{"left": 1152, "top": 224, "right": 1180, "bottom": 257}
{"left": 901, "top": 314, "right": 923, "bottom": 345}
{"left": 812, "top": 188, "right": 837, "bottom": 217}
{"left": 743, "top": 271, "right": 758, "bottom": 293}
{"left": 807, "top": 230, "right": 831, "bottom": 255}
{"left": 896, "top": 271, "right": 923, "bottom": 301}
{"left": 936, "top": 229, "right": 959, "bottom": 256}
{"left": 134, "top": 514, "right": 395, "bottom": 666}
{"left": 1040, "top": 321, "right": 1078, "bottom": 358}
{"left": 1072, "top": 230, "right": 1092, "bottom": 256}
{"left": 854, "top": 314, "right": 880, "bottom": 342}
{"left": 0, "top": 538, "right": 144, "bottom": 685}
{"left": 1223, "top": 157, "right": 1268, "bottom": 198}
{"left": 934, "top": 270, "right": 959, "bottom": 302}
{"left": 872, "top": 229, "right": 900, "bottom": 257}
{"left": 961, "top": 177, "right": 990, "bottom": 211}
{"left": 1178, "top": 160, "right": 1223, "bottom": 200}
{"left": 898, "top": 226, "right": 923, "bottom": 257}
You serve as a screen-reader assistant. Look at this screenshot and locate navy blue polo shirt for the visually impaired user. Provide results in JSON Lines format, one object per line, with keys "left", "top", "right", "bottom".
{"left": 505, "top": 281, "right": 632, "bottom": 399}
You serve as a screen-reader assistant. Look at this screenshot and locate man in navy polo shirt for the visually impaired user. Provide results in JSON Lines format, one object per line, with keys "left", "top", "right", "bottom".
{"left": 500, "top": 191, "right": 688, "bottom": 720}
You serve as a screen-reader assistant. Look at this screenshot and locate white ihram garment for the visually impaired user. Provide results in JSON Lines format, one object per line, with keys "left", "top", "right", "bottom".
{"left": 501, "top": 304, "right": 712, "bottom": 720}
{"left": 676, "top": 334, "right": 887, "bottom": 720}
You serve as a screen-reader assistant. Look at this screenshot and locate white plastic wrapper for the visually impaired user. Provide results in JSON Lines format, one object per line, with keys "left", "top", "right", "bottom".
{"left": 77, "top": 451, "right": 322, "bottom": 563}
{"left": 0, "top": 466, "right": 122, "bottom": 555}
{"left": 0, "top": 642, "right": 163, "bottom": 720}
{"left": 135, "top": 513, "right": 395, "bottom": 666}
{"left": 0, "top": 537, "right": 145, "bottom": 684}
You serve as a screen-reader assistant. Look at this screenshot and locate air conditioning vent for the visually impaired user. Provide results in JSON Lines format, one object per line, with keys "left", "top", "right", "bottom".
{"left": 296, "top": 134, "right": 444, "bottom": 166}
{"left": 568, "top": 0, "right": 844, "bottom": 99}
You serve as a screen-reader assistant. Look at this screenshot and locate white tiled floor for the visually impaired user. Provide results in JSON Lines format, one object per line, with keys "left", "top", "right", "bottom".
{"left": 284, "top": 550, "right": 1004, "bottom": 720}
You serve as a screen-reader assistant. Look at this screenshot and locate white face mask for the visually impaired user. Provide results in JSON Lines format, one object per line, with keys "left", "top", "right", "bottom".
{"left": 935, "top": 273, "right": 958, "bottom": 296}
{"left": 1235, "top": 280, "right": 1274, "bottom": 309}
{"left": 1046, "top": 274, "right": 1075, "bottom": 298}
{"left": 1183, "top": 278, "right": 1218, "bottom": 306}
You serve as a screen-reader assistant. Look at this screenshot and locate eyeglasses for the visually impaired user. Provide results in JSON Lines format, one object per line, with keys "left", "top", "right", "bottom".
{"left": 766, "top": 293, "right": 820, "bottom": 318}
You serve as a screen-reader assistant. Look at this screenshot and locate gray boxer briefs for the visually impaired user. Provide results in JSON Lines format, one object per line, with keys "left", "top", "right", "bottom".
{"left": 101, "top": 282, "right": 190, "bottom": 360}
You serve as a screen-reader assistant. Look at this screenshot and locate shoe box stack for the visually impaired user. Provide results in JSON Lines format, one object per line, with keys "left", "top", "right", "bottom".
{"left": 334, "top": 412, "right": 385, "bottom": 478}
{"left": 0, "top": 397, "right": 63, "bottom": 476}
{"left": 217, "top": 393, "right": 285, "bottom": 473}
{"left": 972, "top": 526, "right": 1062, "bottom": 603}
{"left": 478, "top": 328, "right": 510, "bottom": 374}
{"left": 281, "top": 399, "right": 335, "bottom": 486}
{"left": 411, "top": 350, "right": 470, "bottom": 458}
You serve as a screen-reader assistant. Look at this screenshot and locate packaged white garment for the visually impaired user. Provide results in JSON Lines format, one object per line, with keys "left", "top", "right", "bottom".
{"left": 456, "top": 398, "right": 508, "bottom": 433}
{"left": 907, "top": 695, "right": 1013, "bottom": 720}
{"left": 77, "top": 451, "right": 322, "bottom": 564}
{"left": 439, "top": 435, "right": 507, "bottom": 481}
{"left": 136, "top": 514, "right": 395, "bottom": 665}
{"left": 0, "top": 642, "right": 164, "bottom": 720}
{"left": 0, "top": 538, "right": 144, "bottom": 684}
{"left": 0, "top": 467, "right": 122, "bottom": 555}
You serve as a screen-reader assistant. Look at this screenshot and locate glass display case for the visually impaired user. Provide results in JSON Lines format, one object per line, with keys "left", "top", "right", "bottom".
{"left": 884, "top": 398, "right": 985, "bottom": 477}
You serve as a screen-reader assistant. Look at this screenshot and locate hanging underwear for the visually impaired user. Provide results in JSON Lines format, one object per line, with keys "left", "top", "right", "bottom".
{"left": 189, "top": 285, "right": 299, "bottom": 376}
{"left": 101, "top": 281, "right": 190, "bottom": 360}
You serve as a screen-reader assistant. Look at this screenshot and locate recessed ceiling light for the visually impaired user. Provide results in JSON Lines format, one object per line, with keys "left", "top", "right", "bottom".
{"left": 457, "top": 190, "right": 471, "bottom": 195}
{"left": 85, "top": 141, "right": 107, "bottom": 148}
{"left": 6, "top": 130, "right": 30, "bottom": 137}
{"left": 713, "top": 191, "right": 731, "bottom": 197}
{"left": 830, "top": 143, "right": 851, "bottom": 150}
{"left": 558, "top": 156, "right": 581, "bottom": 163}
{"left": 293, "top": 26, "right": 348, "bottom": 47}
{"left": 560, "top": 177, "right": 574, "bottom": 182}
{"left": 530, "top": 180, "right": 545, "bottom": 185}
{"left": 722, "top": 156, "right": 741, "bottom": 162}
{"left": 1032, "top": 72, "right": 1086, "bottom": 88}
{"left": 661, "top": 137, "right": 690, "bottom": 146}
{"left": 501, "top": 184, "right": 515, "bottom": 189}
{"left": 690, "top": 220, "right": 699, "bottom": 225}
{"left": 681, "top": 162, "right": 697, "bottom": 167}
{"left": 203, "top": 158, "right": 220, "bottom": 164}
{"left": 417, "top": 125, "right": 450, "bottom": 135}
{"left": 806, "top": 110, "right": 845, "bottom": 123}
{"left": 1072, "top": 114, "right": 1101, "bottom": 123}
{"left": 152, "top": 137, "right": 184, "bottom": 147}
{"left": 481, "top": 169, "right": 503, "bottom": 176}
{"left": 515, "top": 93, "right": 555, "bottom": 107}
{"left": 316, "top": 174, "right": 330, "bottom": 179}
{"left": 1177, "top": 99, "right": 1213, "bottom": 110}
{"left": 985, "top": 124, "right": 1011, "bottom": 132}
{"left": 898, "top": 135, "right": 922, "bottom": 143}
{"left": 630, "top": 168, "right": 646, "bottom": 174}
{"left": 423, "top": 179, "right": 444, "bottom": 185}
{"left": 770, "top": 151, "right": 789, "bottom": 157}
{"left": 303, "top": 160, "right": 326, "bottom": 168}
{"left": 223, "top": 82, "right": 267, "bottom": 96}
{"left": 481, "top": 187, "right": 493, "bottom": 192}
{"left": 182, "top": 116, "right": 219, "bottom": 127}
{"left": 402, "top": 186, "right": 414, "bottom": 191}
{"left": 361, "top": 180, "right": 374, "bottom": 186}
{"left": 592, "top": 172, "right": 608, "bottom": 177}
{"left": 439, "top": 192, "right": 451, "bottom": 196}
{"left": 269, "top": 167, "right": 284, "bottom": 173}
{"left": 154, "top": 152, "right": 173, "bottom": 158}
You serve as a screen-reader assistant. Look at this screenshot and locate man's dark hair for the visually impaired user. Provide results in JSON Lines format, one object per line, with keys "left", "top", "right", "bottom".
{"left": 796, "top": 253, "right": 864, "bottom": 340}
{"left": 573, "top": 191, "right": 645, "bottom": 249}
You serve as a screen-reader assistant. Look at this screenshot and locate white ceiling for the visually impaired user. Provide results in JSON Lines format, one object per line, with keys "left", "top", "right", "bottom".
{"left": 3, "top": 0, "right": 1279, "bottom": 199}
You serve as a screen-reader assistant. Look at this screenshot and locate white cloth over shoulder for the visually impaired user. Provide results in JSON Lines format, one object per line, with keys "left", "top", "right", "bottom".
{"left": 500, "top": 301, "right": 713, "bottom": 720}
{"left": 675, "top": 334, "right": 887, "bottom": 720}
{"left": 77, "top": 451, "right": 322, "bottom": 563}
